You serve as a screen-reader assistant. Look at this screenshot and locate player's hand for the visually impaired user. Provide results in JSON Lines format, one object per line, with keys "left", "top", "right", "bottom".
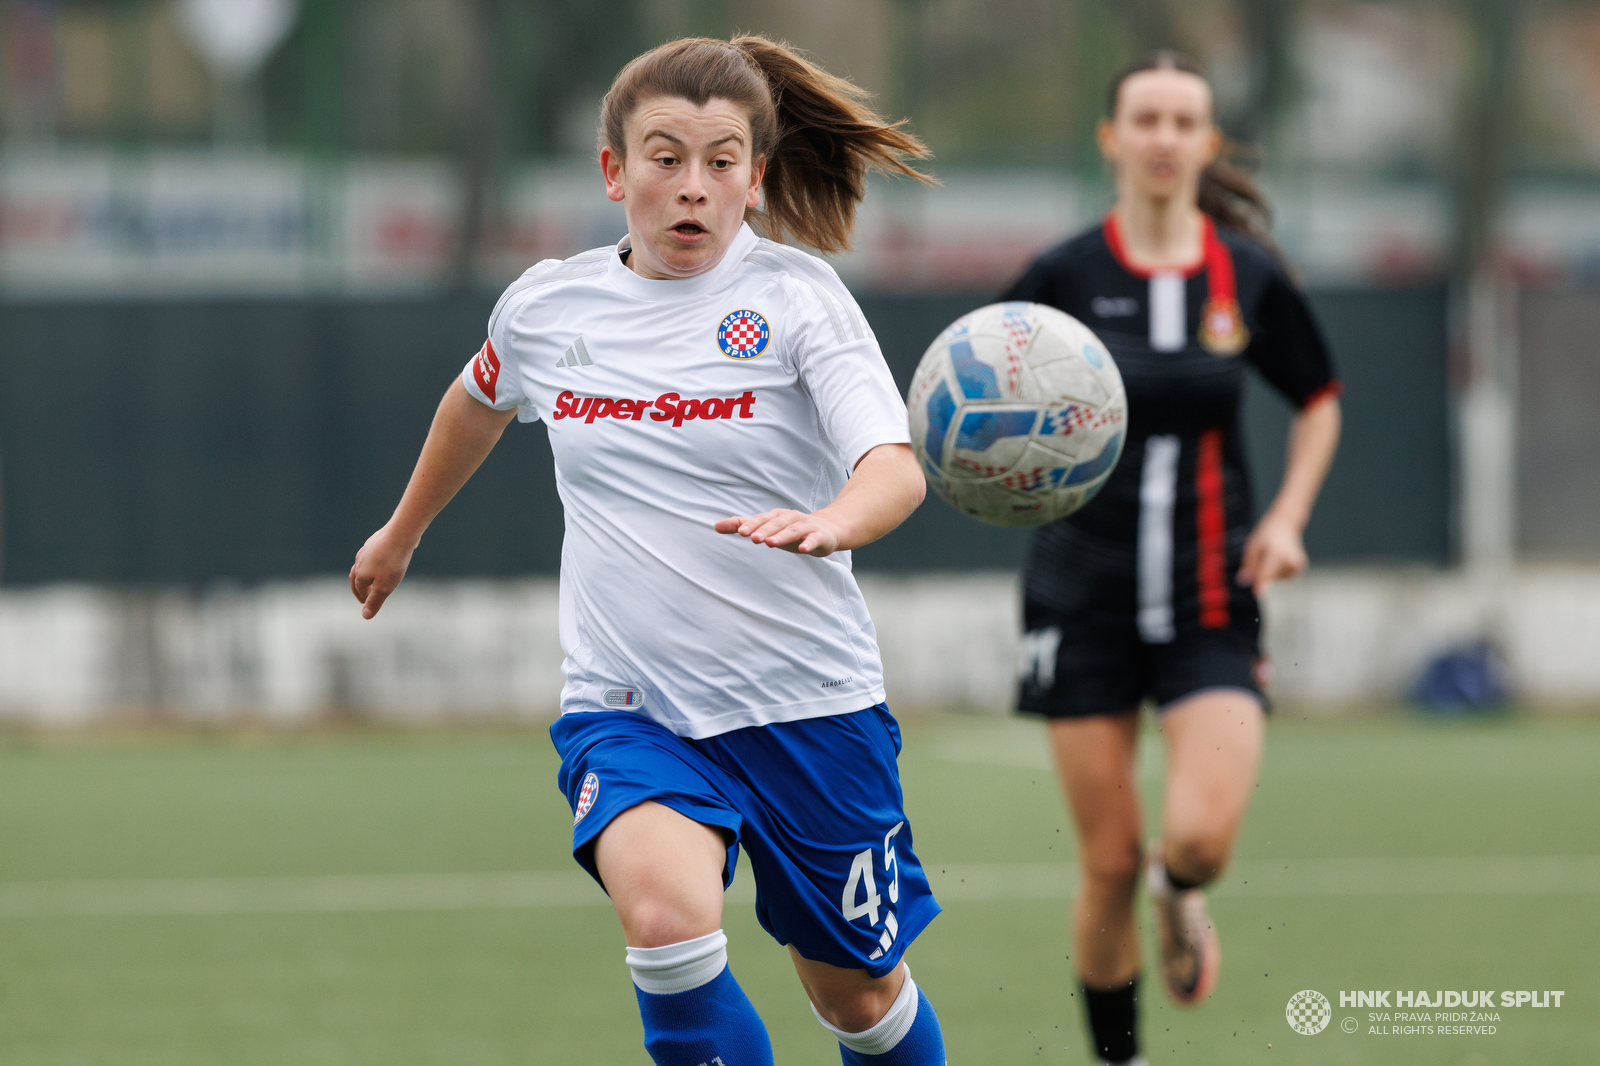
{"left": 350, "top": 524, "right": 418, "bottom": 619}
{"left": 714, "top": 509, "right": 844, "bottom": 557}
{"left": 1237, "top": 512, "right": 1308, "bottom": 598}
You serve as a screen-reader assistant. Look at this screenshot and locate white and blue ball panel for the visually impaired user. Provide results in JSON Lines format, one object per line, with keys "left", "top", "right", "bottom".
{"left": 906, "top": 301, "right": 1126, "bottom": 524}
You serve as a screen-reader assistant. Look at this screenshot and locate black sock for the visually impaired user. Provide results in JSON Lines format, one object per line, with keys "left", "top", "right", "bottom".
{"left": 1082, "top": 976, "right": 1139, "bottom": 1064}
{"left": 1166, "top": 867, "right": 1206, "bottom": 892}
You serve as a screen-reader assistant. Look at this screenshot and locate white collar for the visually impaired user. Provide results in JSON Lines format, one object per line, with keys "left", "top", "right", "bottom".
{"left": 605, "top": 222, "right": 760, "bottom": 301}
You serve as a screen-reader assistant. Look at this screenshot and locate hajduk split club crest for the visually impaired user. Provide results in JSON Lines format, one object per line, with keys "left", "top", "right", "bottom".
{"left": 717, "top": 309, "right": 770, "bottom": 360}
{"left": 573, "top": 772, "right": 599, "bottom": 826}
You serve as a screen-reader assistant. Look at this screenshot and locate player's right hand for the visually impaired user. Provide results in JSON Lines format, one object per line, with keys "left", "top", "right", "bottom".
{"left": 350, "top": 524, "right": 417, "bottom": 620}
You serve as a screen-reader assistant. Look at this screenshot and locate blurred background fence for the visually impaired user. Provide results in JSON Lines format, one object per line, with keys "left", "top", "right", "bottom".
{"left": 2, "top": 0, "right": 1599, "bottom": 719}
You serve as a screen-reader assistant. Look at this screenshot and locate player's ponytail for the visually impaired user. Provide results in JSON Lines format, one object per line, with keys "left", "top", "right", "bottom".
{"left": 1196, "top": 150, "right": 1274, "bottom": 252}
{"left": 599, "top": 35, "right": 933, "bottom": 254}
{"left": 1107, "top": 50, "right": 1285, "bottom": 266}
{"left": 728, "top": 35, "right": 933, "bottom": 253}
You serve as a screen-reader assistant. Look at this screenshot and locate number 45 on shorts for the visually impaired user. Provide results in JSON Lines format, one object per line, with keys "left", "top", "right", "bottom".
{"left": 842, "top": 821, "right": 904, "bottom": 960}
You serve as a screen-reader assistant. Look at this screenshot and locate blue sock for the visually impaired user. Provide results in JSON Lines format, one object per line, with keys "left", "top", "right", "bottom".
{"left": 813, "top": 969, "right": 946, "bottom": 1066}
{"left": 628, "top": 931, "right": 774, "bottom": 1066}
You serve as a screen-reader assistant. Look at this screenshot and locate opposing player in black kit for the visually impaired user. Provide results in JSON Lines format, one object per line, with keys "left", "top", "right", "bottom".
{"left": 1001, "top": 53, "right": 1342, "bottom": 1066}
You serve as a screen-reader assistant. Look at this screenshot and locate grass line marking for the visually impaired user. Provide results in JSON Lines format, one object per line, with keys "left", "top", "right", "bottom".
{"left": 2, "top": 856, "right": 1597, "bottom": 918}
{"left": 929, "top": 856, "right": 1600, "bottom": 901}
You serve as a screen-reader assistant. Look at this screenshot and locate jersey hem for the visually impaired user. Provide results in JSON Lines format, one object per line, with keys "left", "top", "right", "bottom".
{"left": 557, "top": 686, "right": 889, "bottom": 740}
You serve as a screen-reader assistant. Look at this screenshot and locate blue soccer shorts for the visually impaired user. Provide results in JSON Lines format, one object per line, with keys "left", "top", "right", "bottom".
{"left": 550, "top": 705, "right": 941, "bottom": 978}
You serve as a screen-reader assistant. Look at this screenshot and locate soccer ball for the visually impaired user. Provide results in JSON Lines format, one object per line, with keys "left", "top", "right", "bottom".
{"left": 907, "top": 302, "right": 1126, "bottom": 527}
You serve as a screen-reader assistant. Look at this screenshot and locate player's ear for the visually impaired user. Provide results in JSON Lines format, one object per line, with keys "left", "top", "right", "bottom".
{"left": 1095, "top": 118, "right": 1118, "bottom": 163}
{"left": 1202, "top": 126, "right": 1223, "bottom": 167}
{"left": 746, "top": 153, "right": 766, "bottom": 209}
{"left": 601, "top": 146, "right": 627, "bottom": 203}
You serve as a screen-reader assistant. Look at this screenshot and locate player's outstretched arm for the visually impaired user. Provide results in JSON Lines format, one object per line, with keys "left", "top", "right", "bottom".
{"left": 715, "top": 442, "right": 926, "bottom": 558}
{"left": 1238, "top": 394, "right": 1341, "bottom": 596}
{"left": 350, "top": 379, "right": 518, "bottom": 619}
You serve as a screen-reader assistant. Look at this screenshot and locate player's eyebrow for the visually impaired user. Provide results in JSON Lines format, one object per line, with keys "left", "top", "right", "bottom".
{"left": 641, "top": 129, "right": 746, "bottom": 149}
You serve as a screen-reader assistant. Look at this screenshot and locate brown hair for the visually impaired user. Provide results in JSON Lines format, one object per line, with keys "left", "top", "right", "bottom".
{"left": 599, "top": 35, "right": 933, "bottom": 254}
{"left": 1106, "top": 50, "right": 1280, "bottom": 258}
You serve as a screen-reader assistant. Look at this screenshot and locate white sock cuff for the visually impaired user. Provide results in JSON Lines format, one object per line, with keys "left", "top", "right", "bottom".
{"left": 811, "top": 966, "right": 920, "bottom": 1057}
{"left": 1145, "top": 853, "right": 1171, "bottom": 899}
{"left": 625, "top": 930, "right": 728, "bottom": 995}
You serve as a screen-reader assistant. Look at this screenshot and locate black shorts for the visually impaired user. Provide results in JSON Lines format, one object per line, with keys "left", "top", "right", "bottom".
{"left": 1016, "top": 600, "right": 1268, "bottom": 720}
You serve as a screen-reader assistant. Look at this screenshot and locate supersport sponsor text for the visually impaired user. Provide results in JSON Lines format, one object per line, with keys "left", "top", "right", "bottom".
{"left": 552, "top": 390, "right": 757, "bottom": 427}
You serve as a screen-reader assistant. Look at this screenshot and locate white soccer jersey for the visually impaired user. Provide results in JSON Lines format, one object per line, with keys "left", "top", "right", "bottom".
{"left": 460, "top": 223, "right": 911, "bottom": 739}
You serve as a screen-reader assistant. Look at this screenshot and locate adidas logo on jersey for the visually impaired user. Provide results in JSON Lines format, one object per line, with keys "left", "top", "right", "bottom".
{"left": 556, "top": 336, "right": 594, "bottom": 367}
{"left": 552, "top": 389, "right": 756, "bottom": 427}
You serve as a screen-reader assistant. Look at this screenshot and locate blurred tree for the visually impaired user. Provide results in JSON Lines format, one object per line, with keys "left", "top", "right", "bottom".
{"left": 1121, "top": 0, "right": 1177, "bottom": 52}
{"left": 1453, "top": 0, "right": 1519, "bottom": 574}
{"left": 2, "top": 0, "right": 63, "bottom": 137}
{"left": 452, "top": 0, "right": 494, "bottom": 289}
{"left": 299, "top": 0, "right": 345, "bottom": 284}
{"left": 889, "top": 0, "right": 1073, "bottom": 166}
{"left": 1070, "top": 0, "right": 1130, "bottom": 173}
{"left": 1454, "top": 0, "right": 1516, "bottom": 275}
{"left": 653, "top": 0, "right": 732, "bottom": 40}
{"left": 1227, "top": 0, "right": 1295, "bottom": 145}
{"left": 490, "top": 0, "right": 653, "bottom": 157}
{"left": 109, "top": 0, "right": 147, "bottom": 148}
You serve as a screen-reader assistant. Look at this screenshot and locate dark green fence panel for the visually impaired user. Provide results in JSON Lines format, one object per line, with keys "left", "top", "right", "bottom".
{"left": 0, "top": 297, "right": 564, "bottom": 584}
{"left": 1241, "top": 287, "right": 1451, "bottom": 566}
{"left": 0, "top": 287, "right": 1447, "bottom": 585}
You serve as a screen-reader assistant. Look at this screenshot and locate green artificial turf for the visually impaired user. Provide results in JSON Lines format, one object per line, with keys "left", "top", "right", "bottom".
{"left": 0, "top": 711, "right": 1595, "bottom": 1065}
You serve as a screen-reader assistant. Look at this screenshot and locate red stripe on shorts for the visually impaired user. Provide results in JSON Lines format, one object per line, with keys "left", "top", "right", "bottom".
{"left": 1196, "top": 428, "right": 1230, "bottom": 629}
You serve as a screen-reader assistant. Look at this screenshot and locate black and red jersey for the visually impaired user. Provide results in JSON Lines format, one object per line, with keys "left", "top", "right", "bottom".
{"left": 1001, "top": 214, "right": 1340, "bottom": 640}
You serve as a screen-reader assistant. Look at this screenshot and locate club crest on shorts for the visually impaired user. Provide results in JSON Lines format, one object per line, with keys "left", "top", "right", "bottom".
{"left": 574, "top": 772, "right": 599, "bottom": 826}
{"left": 717, "top": 309, "right": 770, "bottom": 360}
{"left": 1198, "top": 296, "right": 1249, "bottom": 356}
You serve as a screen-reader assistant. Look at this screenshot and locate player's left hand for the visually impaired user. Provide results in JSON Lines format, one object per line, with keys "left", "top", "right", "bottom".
{"left": 715, "top": 509, "right": 845, "bottom": 557}
{"left": 1237, "top": 512, "right": 1308, "bottom": 598}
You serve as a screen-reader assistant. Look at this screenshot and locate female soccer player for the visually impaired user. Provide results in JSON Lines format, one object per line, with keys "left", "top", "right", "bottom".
{"left": 1001, "top": 52, "right": 1342, "bottom": 1066}
{"left": 350, "top": 36, "right": 948, "bottom": 1066}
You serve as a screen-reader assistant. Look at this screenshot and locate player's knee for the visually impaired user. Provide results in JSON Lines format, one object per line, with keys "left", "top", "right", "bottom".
{"left": 1080, "top": 838, "right": 1143, "bottom": 896}
{"left": 1166, "top": 832, "right": 1233, "bottom": 884}
{"left": 810, "top": 976, "right": 901, "bottom": 1034}
{"left": 619, "top": 897, "right": 719, "bottom": 949}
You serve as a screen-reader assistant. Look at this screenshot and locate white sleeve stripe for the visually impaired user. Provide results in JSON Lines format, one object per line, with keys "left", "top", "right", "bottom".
{"left": 801, "top": 275, "right": 852, "bottom": 345}
{"left": 782, "top": 252, "right": 872, "bottom": 339}
{"left": 744, "top": 250, "right": 850, "bottom": 345}
{"left": 744, "top": 245, "right": 868, "bottom": 343}
{"left": 487, "top": 250, "right": 610, "bottom": 337}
